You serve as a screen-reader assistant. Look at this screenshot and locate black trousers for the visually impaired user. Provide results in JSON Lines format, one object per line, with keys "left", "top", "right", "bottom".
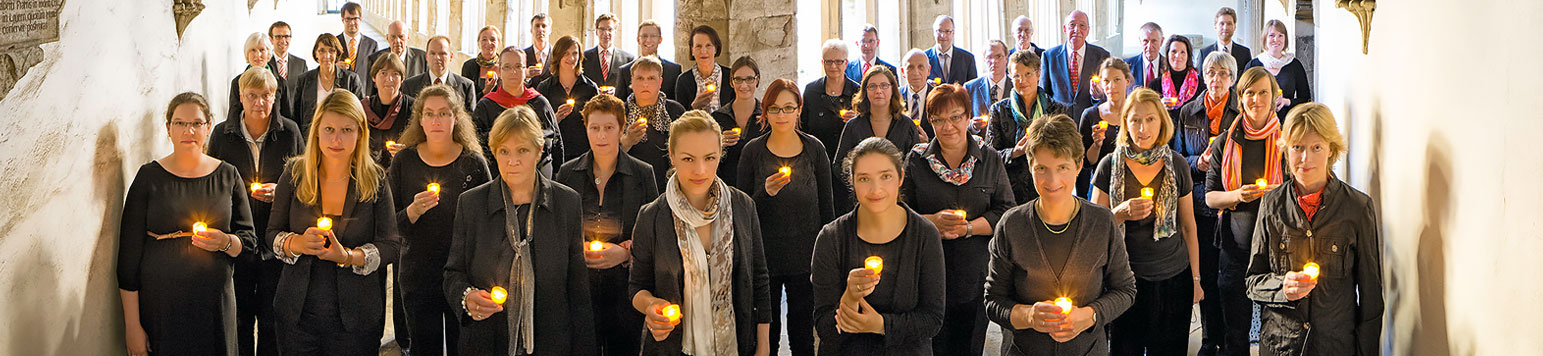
{"left": 392, "top": 266, "right": 412, "bottom": 351}
{"left": 1196, "top": 216, "right": 1224, "bottom": 356}
{"left": 234, "top": 257, "right": 283, "bottom": 356}
{"left": 281, "top": 314, "right": 381, "bottom": 356}
{"left": 592, "top": 268, "right": 642, "bottom": 356}
{"left": 1109, "top": 269, "right": 1194, "bottom": 356}
{"left": 1217, "top": 243, "right": 1255, "bottom": 356}
{"left": 768, "top": 273, "right": 815, "bottom": 356}
{"left": 403, "top": 281, "right": 459, "bottom": 356}
{"left": 933, "top": 297, "right": 987, "bottom": 356}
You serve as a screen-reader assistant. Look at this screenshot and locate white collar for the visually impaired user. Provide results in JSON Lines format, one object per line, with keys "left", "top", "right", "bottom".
{"left": 862, "top": 56, "right": 878, "bottom": 66}
{"left": 937, "top": 45, "right": 953, "bottom": 57}
{"left": 906, "top": 82, "right": 927, "bottom": 94}
{"left": 1218, "top": 39, "right": 1234, "bottom": 50}
{"left": 343, "top": 33, "right": 359, "bottom": 43}
{"left": 430, "top": 69, "right": 451, "bottom": 84}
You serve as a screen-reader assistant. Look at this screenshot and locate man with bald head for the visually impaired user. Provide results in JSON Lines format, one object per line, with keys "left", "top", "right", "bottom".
{"left": 1008, "top": 16, "right": 1044, "bottom": 57}
{"left": 899, "top": 49, "right": 936, "bottom": 138}
{"left": 367, "top": 21, "right": 428, "bottom": 95}
{"left": 401, "top": 36, "right": 477, "bottom": 112}
{"left": 925, "top": 15, "right": 977, "bottom": 85}
{"left": 1040, "top": 10, "right": 1110, "bottom": 120}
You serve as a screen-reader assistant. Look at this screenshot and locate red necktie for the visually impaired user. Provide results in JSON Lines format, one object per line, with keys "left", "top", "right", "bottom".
{"left": 276, "top": 58, "right": 287, "bottom": 78}
{"left": 601, "top": 49, "right": 611, "bottom": 80}
{"left": 434, "top": 78, "right": 442, "bottom": 85}
{"left": 863, "top": 62, "right": 871, "bottom": 75}
{"left": 1069, "top": 51, "right": 1081, "bottom": 94}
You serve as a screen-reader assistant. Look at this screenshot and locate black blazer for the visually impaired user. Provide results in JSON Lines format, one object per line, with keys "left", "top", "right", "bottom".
{"left": 616, "top": 56, "right": 683, "bottom": 102}
{"left": 629, "top": 187, "right": 772, "bottom": 355}
{"left": 1245, "top": 57, "right": 1313, "bottom": 119}
{"left": 524, "top": 45, "right": 548, "bottom": 67}
{"left": 264, "top": 169, "right": 402, "bottom": 333}
{"left": 206, "top": 112, "right": 305, "bottom": 258}
{"left": 986, "top": 92, "right": 1068, "bottom": 204}
{"left": 675, "top": 64, "right": 735, "bottom": 109}
{"left": 534, "top": 75, "right": 601, "bottom": 163}
{"left": 291, "top": 68, "right": 366, "bottom": 132}
{"left": 1195, "top": 42, "right": 1251, "bottom": 76}
{"left": 925, "top": 46, "right": 979, "bottom": 84}
{"left": 402, "top": 72, "right": 478, "bottom": 113}
{"left": 900, "top": 137, "right": 1017, "bottom": 304}
{"left": 228, "top": 60, "right": 293, "bottom": 122}
{"left": 443, "top": 176, "right": 597, "bottom": 356}
{"left": 582, "top": 46, "right": 635, "bottom": 88}
{"left": 801, "top": 76, "right": 861, "bottom": 160}
{"left": 336, "top": 33, "right": 379, "bottom": 82}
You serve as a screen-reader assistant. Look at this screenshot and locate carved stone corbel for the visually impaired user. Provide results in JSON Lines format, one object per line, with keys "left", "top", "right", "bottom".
{"left": 173, "top": 0, "right": 205, "bottom": 41}
{"left": 1337, "top": 0, "right": 1375, "bottom": 54}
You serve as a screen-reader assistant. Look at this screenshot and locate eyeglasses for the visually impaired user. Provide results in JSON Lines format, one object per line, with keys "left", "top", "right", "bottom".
{"left": 170, "top": 120, "right": 209, "bottom": 130}
{"left": 272, "top": 35, "right": 293, "bottom": 39}
{"left": 243, "top": 92, "right": 275, "bottom": 102}
{"left": 766, "top": 105, "right": 801, "bottom": 114}
{"left": 822, "top": 59, "right": 847, "bottom": 66}
{"left": 928, "top": 113, "right": 968, "bottom": 125}
{"left": 936, "top": 30, "right": 955, "bottom": 35}
{"left": 866, "top": 82, "right": 894, "bottom": 90}
{"left": 731, "top": 76, "right": 758, "bottom": 83}
{"left": 342, "top": 16, "right": 361, "bottom": 22}
{"left": 596, "top": 27, "right": 615, "bottom": 32}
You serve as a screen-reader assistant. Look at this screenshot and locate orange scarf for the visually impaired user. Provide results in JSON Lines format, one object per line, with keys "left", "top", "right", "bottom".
{"left": 1205, "top": 91, "right": 1229, "bottom": 135}
{"left": 1219, "top": 115, "right": 1281, "bottom": 191}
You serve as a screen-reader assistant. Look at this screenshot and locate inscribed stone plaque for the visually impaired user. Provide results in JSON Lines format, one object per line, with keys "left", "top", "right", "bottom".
{"left": 0, "top": 0, "right": 64, "bottom": 51}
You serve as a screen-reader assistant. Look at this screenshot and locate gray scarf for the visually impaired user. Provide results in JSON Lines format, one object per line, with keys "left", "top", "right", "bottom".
{"left": 498, "top": 178, "right": 539, "bottom": 354}
{"left": 664, "top": 175, "right": 738, "bottom": 355}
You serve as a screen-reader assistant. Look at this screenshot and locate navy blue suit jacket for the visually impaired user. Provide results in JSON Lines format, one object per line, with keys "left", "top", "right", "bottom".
{"left": 1040, "top": 43, "right": 1110, "bottom": 117}
{"left": 844, "top": 58, "right": 897, "bottom": 84}
{"left": 925, "top": 46, "right": 978, "bottom": 84}
{"left": 1124, "top": 54, "right": 1166, "bottom": 87}
{"left": 1196, "top": 42, "right": 1251, "bottom": 75}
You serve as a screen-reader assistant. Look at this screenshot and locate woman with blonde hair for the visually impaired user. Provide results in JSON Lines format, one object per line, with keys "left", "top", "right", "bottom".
{"left": 629, "top": 110, "right": 772, "bottom": 356}
{"left": 265, "top": 89, "right": 402, "bottom": 354}
{"left": 388, "top": 84, "right": 491, "bottom": 356}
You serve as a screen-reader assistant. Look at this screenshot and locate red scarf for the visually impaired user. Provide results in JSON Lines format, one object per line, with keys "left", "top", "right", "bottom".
{"left": 1297, "top": 188, "right": 1324, "bottom": 222}
{"left": 484, "top": 86, "right": 542, "bottom": 108}
{"left": 1204, "top": 91, "right": 1229, "bottom": 135}
{"left": 1219, "top": 114, "right": 1281, "bottom": 191}
{"left": 1161, "top": 68, "right": 1200, "bottom": 108}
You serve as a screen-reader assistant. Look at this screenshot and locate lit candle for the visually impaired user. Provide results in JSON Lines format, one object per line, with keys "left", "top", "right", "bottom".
{"left": 426, "top": 183, "right": 441, "bottom": 195}
{"left": 599, "top": 85, "right": 614, "bottom": 93}
{"left": 317, "top": 217, "right": 332, "bottom": 231}
{"left": 704, "top": 84, "right": 716, "bottom": 92}
{"left": 864, "top": 256, "right": 884, "bottom": 275}
{"left": 1208, "top": 136, "right": 1217, "bottom": 144}
{"left": 1276, "top": 88, "right": 1283, "bottom": 97}
{"left": 343, "top": 58, "right": 352, "bottom": 66}
{"left": 1097, "top": 120, "right": 1108, "bottom": 130}
{"left": 661, "top": 304, "right": 682, "bottom": 322}
{"left": 192, "top": 222, "right": 207, "bottom": 235}
{"left": 1255, "top": 178, "right": 1269, "bottom": 188}
{"left": 1054, "top": 297, "right": 1074, "bottom": 314}
{"left": 1091, "top": 75, "right": 1101, "bottom": 84}
{"left": 589, "top": 240, "right": 605, "bottom": 252}
{"left": 637, "top": 118, "right": 648, "bottom": 126}
{"left": 1141, "top": 188, "right": 1154, "bottom": 199}
{"left": 953, "top": 209, "right": 967, "bottom": 220}
{"left": 931, "top": 78, "right": 941, "bottom": 85}
{"left": 779, "top": 166, "right": 792, "bottom": 176}
{"left": 977, "top": 115, "right": 989, "bottom": 124}
{"left": 251, "top": 182, "right": 263, "bottom": 192}
{"left": 565, "top": 98, "right": 576, "bottom": 106}
{"left": 1302, "top": 262, "right": 1320, "bottom": 280}
{"left": 839, "top": 109, "right": 849, "bottom": 116}
{"left": 1162, "top": 97, "right": 1179, "bottom": 107}
{"left": 535, "top": 63, "right": 544, "bottom": 70}
{"left": 489, "top": 286, "right": 508, "bottom": 304}
{"left": 486, "top": 70, "right": 497, "bottom": 78}
{"left": 730, "top": 128, "right": 741, "bottom": 135}
{"left": 912, "top": 118, "right": 923, "bottom": 127}
{"left": 386, "top": 140, "right": 396, "bottom": 147}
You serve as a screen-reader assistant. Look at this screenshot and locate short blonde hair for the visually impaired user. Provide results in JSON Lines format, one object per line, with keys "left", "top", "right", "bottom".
{"left": 1281, "top": 103, "right": 1346, "bottom": 166}
{"left": 489, "top": 105, "right": 545, "bottom": 151}
{"left": 1115, "top": 87, "right": 1175, "bottom": 148}
{"left": 238, "top": 66, "right": 278, "bottom": 91}
{"left": 666, "top": 110, "right": 722, "bottom": 155}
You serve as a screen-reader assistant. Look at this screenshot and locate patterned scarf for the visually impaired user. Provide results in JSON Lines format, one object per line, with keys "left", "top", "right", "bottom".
{"left": 1109, "top": 144, "right": 1182, "bottom": 240}
{"left": 912, "top": 137, "right": 981, "bottom": 186}
{"left": 1220, "top": 114, "right": 1282, "bottom": 191}
{"left": 692, "top": 64, "right": 724, "bottom": 113}
{"left": 475, "top": 53, "right": 498, "bottom": 69}
{"left": 497, "top": 178, "right": 538, "bottom": 355}
{"left": 1160, "top": 68, "right": 1200, "bottom": 108}
{"left": 626, "top": 95, "right": 673, "bottom": 144}
{"left": 1008, "top": 90, "right": 1047, "bottom": 126}
{"left": 664, "top": 175, "right": 738, "bottom": 356}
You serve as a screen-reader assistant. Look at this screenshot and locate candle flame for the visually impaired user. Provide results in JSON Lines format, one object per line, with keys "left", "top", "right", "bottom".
{"left": 779, "top": 166, "right": 791, "bottom": 176}
{"left": 953, "top": 209, "right": 967, "bottom": 220}
{"left": 566, "top": 98, "right": 576, "bottom": 106}
{"left": 1054, "top": 297, "right": 1074, "bottom": 314}
{"left": 730, "top": 128, "right": 741, "bottom": 135}
{"left": 192, "top": 222, "right": 207, "bottom": 234}
{"left": 251, "top": 182, "right": 263, "bottom": 192}
{"left": 1255, "top": 178, "right": 1269, "bottom": 188}
{"left": 704, "top": 84, "right": 716, "bottom": 92}
{"left": 427, "top": 183, "right": 440, "bottom": 194}
{"left": 1091, "top": 75, "right": 1101, "bottom": 83}
{"left": 386, "top": 140, "right": 396, "bottom": 147}
{"left": 486, "top": 70, "right": 497, "bottom": 78}
{"left": 864, "top": 256, "right": 884, "bottom": 275}
{"left": 1098, "top": 120, "right": 1108, "bottom": 130}
{"left": 661, "top": 304, "right": 682, "bottom": 321}
{"left": 839, "top": 109, "right": 849, "bottom": 116}
{"left": 317, "top": 217, "right": 332, "bottom": 231}
{"left": 1141, "top": 188, "right": 1154, "bottom": 199}
{"left": 1302, "top": 262, "right": 1320, "bottom": 280}
{"left": 589, "top": 240, "right": 604, "bottom": 252}
{"left": 489, "top": 286, "right": 508, "bottom": 304}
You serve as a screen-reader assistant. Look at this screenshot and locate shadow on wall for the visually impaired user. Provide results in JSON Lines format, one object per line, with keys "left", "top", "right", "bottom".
{"left": 1408, "top": 132, "right": 1454, "bottom": 356}
{"left": 5, "top": 121, "right": 129, "bottom": 355}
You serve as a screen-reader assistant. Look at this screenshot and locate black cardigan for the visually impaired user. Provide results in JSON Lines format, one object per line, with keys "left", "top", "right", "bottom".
{"left": 1245, "top": 58, "right": 1313, "bottom": 119}
{"left": 712, "top": 100, "right": 763, "bottom": 188}
{"left": 802, "top": 76, "right": 861, "bottom": 159}
{"left": 832, "top": 113, "right": 922, "bottom": 213}
{"left": 534, "top": 74, "right": 601, "bottom": 163}
{"left": 291, "top": 68, "right": 366, "bottom": 132}
{"left": 205, "top": 112, "right": 305, "bottom": 259}
{"left": 734, "top": 132, "right": 836, "bottom": 276}
{"left": 628, "top": 187, "right": 772, "bottom": 355}
{"left": 900, "top": 138, "right": 1017, "bottom": 304}
{"left": 811, "top": 206, "right": 946, "bottom": 355}
{"left": 442, "top": 176, "right": 597, "bottom": 356}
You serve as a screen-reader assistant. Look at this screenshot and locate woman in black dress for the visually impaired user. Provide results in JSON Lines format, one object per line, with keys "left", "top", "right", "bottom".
{"left": 984, "top": 115, "right": 1137, "bottom": 356}
{"left": 712, "top": 56, "right": 764, "bottom": 187}
{"left": 120, "top": 92, "right": 258, "bottom": 356}
{"left": 621, "top": 56, "right": 688, "bottom": 191}
{"left": 206, "top": 68, "right": 304, "bottom": 356}
{"left": 293, "top": 34, "right": 365, "bottom": 133}
{"left": 735, "top": 78, "right": 836, "bottom": 356}
{"left": 629, "top": 111, "right": 771, "bottom": 355}
{"left": 804, "top": 39, "right": 862, "bottom": 160}
{"left": 459, "top": 25, "right": 502, "bottom": 97}
{"left": 1145, "top": 35, "right": 1202, "bottom": 112}
{"left": 265, "top": 90, "right": 402, "bottom": 355}
{"left": 811, "top": 137, "right": 946, "bottom": 355}
{"left": 534, "top": 35, "right": 600, "bottom": 163}
{"left": 676, "top": 25, "right": 735, "bottom": 113}
{"left": 987, "top": 50, "right": 1067, "bottom": 205}
{"left": 1078, "top": 58, "right": 1131, "bottom": 200}
{"left": 833, "top": 66, "right": 923, "bottom": 212}
{"left": 555, "top": 94, "right": 659, "bottom": 356}
{"left": 1247, "top": 19, "right": 1312, "bottom": 119}
{"left": 473, "top": 47, "right": 563, "bottom": 176}
{"left": 387, "top": 85, "right": 491, "bottom": 356}
{"left": 900, "top": 84, "right": 1016, "bottom": 356}
{"left": 445, "top": 106, "right": 596, "bottom": 355}
{"left": 364, "top": 54, "right": 416, "bottom": 169}
{"left": 1090, "top": 88, "right": 1202, "bottom": 355}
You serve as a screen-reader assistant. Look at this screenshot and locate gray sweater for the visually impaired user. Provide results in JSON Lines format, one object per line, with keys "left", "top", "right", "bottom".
{"left": 984, "top": 198, "right": 1137, "bottom": 356}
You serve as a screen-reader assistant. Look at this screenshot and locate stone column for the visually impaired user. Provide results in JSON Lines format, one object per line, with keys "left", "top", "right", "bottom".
{"left": 675, "top": 0, "right": 796, "bottom": 91}
{"left": 907, "top": 0, "right": 951, "bottom": 52}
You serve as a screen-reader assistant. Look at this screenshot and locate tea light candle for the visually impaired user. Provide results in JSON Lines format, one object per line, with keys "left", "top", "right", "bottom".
{"left": 1255, "top": 178, "right": 1269, "bottom": 188}
{"left": 704, "top": 84, "right": 716, "bottom": 92}
{"left": 599, "top": 86, "right": 614, "bottom": 93}
{"left": 426, "top": 183, "right": 441, "bottom": 195}
{"left": 1141, "top": 188, "right": 1154, "bottom": 199}
{"left": 489, "top": 286, "right": 508, "bottom": 304}
{"left": 864, "top": 256, "right": 884, "bottom": 275}
{"left": 637, "top": 118, "right": 648, "bottom": 126}
{"left": 931, "top": 78, "right": 942, "bottom": 85}
{"left": 1054, "top": 297, "right": 1074, "bottom": 314}
{"left": 251, "top": 182, "right": 263, "bottom": 192}
{"left": 1302, "top": 262, "right": 1320, "bottom": 280}
{"left": 953, "top": 209, "right": 967, "bottom": 220}
{"left": 486, "top": 70, "right": 497, "bottom": 78}
{"left": 912, "top": 118, "right": 923, "bottom": 127}
{"left": 566, "top": 98, "right": 576, "bottom": 106}
{"left": 1162, "top": 97, "right": 1179, "bottom": 107}
{"left": 317, "top": 217, "right": 332, "bottom": 231}
{"left": 661, "top": 304, "right": 682, "bottom": 322}
{"left": 1097, "top": 120, "right": 1108, "bottom": 130}
{"left": 839, "top": 109, "right": 849, "bottom": 116}
{"left": 1091, "top": 75, "right": 1101, "bottom": 84}
{"left": 730, "top": 128, "right": 741, "bottom": 135}
{"left": 386, "top": 140, "right": 396, "bottom": 147}
{"left": 344, "top": 58, "right": 352, "bottom": 66}
{"left": 589, "top": 240, "right": 605, "bottom": 252}
{"left": 779, "top": 166, "right": 792, "bottom": 176}
{"left": 192, "top": 222, "right": 207, "bottom": 235}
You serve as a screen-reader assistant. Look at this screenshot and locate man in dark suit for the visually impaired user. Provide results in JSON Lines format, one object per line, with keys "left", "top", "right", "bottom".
{"left": 844, "top": 24, "right": 898, "bottom": 83}
{"left": 336, "top": 2, "right": 377, "bottom": 88}
{"left": 269, "top": 21, "right": 307, "bottom": 96}
{"left": 924, "top": 15, "right": 977, "bottom": 85}
{"left": 1125, "top": 22, "right": 1167, "bottom": 87}
{"left": 1008, "top": 16, "right": 1045, "bottom": 57}
{"left": 582, "top": 13, "right": 636, "bottom": 89}
{"left": 615, "top": 20, "right": 681, "bottom": 101}
{"left": 899, "top": 49, "right": 935, "bottom": 138}
{"left": 401, "top": 36, "right": 477, "bottom": 113}
{"left": 1040, "top": 10, "right": 1110, "bottom": 118}
{"left": 963, "top": 41, "right": 1011, "bottom": 119}
{"left": 366, "top": 20, "right": 428, "bottom": 96}
{"left": 523, "top": 13, "right": 552, "bottom": 79}
{"left": 1196, "top": 7, "right": 1252, "bottom": 74}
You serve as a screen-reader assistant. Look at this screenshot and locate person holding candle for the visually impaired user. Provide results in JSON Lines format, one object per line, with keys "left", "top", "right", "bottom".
{"left": 984, "top": 114, "right": 1136, "bottom": 356}
{"left": 363, "top": 54, "right": 416, "bottom": 169}
{"left": 1246, "top": 20, "right": 1312, "bottom": 120}
{"left": 207, "top": 68, "right": 305, "bottom": 356}
{"left": 713, "top": 56, "right": 765, "bottom": 187}
{"left": 230, "top": 32, "right": 293, "bottom": 124}
{"left": 804, "top": 39, "right": 863, "bottom": 161}
{"left": 1078, "top": 58, "right": 1133, "bottom": 199}
{"left": 811, "top": 137, "right": 945, "bottom": 354}
{"left": 621, "top": 56, "right": 689, "bottom": 191}
{"left": 473, "top": 46, "right": 564, "bottom": 177}
{"left": 628, "top": 111, "right": 772, "bottom": 356}
{"left": 834, "top": 66, "right": 924, "bottom": 212}
{"left": 460, "top": 25, "right": 502, "bottom": 97}
{"left": 900, "top": 84, "right": 1015, "bottom": 356}
{"left": 1144, "top": 35, "right": 1202, "bottom": 113}
{"left": 1205, "top": 66, "right": 1288, "bottom": 355}
{"left": 1244, "top": 103, "right": 1382, "bottom": 356}
{"left": 1171, "top": 50, "right": 1239, "bottom": 356}
{"left": 1089, "top": 88, "right": 1203, "bottom": 355}
{"left": 120, "top": 92, "right": 259, "bottom": 356}
{"left": 734, "top": 78, "right": 836, "bottom": 356}
{"left": 963, "top": 40, "right": 1011, "bottom": 143}
{"left": 442, "top": 106, "right": 596, "bottom": 355}
{"left": 554, "top": 94, "right": 659, "bottom": 356}
{"left": 386, "top": 85, "right": 491, "bottom": 356}
{"left": 675, "top": 25, "right": 735, "bottom": 113}
{"left": 293, "top": 34, "right": 366, "bottom": 134}
{"left": 989, "top": 49, "right": 1068, "bottom": 205}
{"left": 534, "top": 35, "right": 601, "bottom": 163}
{"left": 264, "top": 89, "right": 403, "bottom": 354}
